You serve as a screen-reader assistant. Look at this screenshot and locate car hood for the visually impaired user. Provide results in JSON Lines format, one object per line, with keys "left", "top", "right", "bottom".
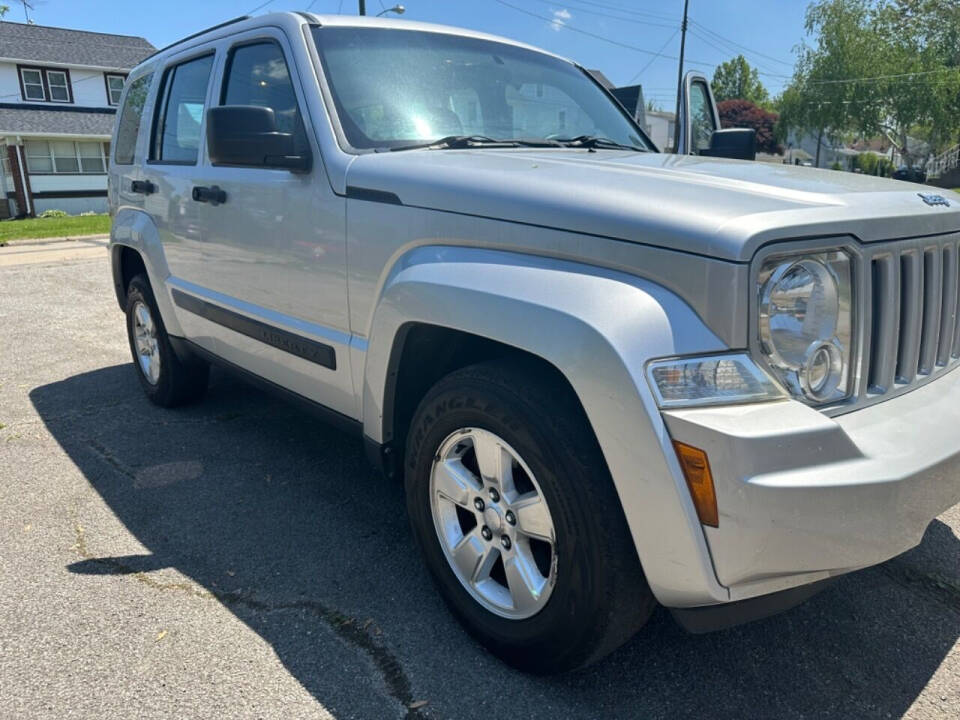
{"left": 345, "top": 149, "right": 960, "bottom": 262}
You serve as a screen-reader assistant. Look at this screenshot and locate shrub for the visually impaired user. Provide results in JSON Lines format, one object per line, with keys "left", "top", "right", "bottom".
{"left": 39, "top": 209, "right": 68, "bottom": 218}
{"left": 717, "top": 99, "right": 783, "bottom": 154}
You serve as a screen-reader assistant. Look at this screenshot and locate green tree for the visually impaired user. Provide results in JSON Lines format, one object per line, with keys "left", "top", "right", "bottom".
{"left": 711, "top": 55, "right": 770, "bottom": 105}
{"left": 777, "top": 0, "right": 960, "bottom": 165}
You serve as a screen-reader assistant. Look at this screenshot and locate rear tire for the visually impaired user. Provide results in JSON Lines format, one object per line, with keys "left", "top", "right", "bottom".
{"left": 405, "top": 358, "right": 655, "bottom": 674}
{"left": 125, "top": 274, "right": 208, "bottom": 407}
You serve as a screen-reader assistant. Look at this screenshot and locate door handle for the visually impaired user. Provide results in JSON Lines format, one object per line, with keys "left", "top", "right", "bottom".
{"left": 191, "top": 185, "right": 227, "bottom": 206}
{"left": 130, "top": 179, "right": 155, "bottom": 195}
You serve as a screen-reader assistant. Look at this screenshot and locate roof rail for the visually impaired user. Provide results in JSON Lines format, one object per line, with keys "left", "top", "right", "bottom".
{"left": 143, "top": 16, "right": 250, "bottom": 61}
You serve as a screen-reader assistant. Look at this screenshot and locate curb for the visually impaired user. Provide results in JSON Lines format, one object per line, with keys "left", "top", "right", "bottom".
{"left": 0, "top": 234, "right": 109, "bottom": 248}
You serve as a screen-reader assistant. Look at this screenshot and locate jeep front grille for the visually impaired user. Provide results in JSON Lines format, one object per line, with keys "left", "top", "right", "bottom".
{"left": 864, "top": 234, "right": 960, "bottom": 399}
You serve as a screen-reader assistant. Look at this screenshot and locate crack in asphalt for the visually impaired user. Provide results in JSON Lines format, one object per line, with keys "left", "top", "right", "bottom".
{"left": 879, "top": 558, "right": 960, "bottom": 614}
{"left": 76, "top": 442, "right": 427, "bottom": 720}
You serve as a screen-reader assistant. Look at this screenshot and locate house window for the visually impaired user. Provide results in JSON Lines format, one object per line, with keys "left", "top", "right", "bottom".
{"left": 24, "top": 140, "right": 109, "bottom": 174}
{"left": 46, "top": 70, "right": 70, "bottom": 102}
{"left": 18, "top": 66, "right": 73, "bottom": 103}
{"left": 105, "top": 73, "right": 126, "bottom": 105}
{"left": 20, "top": 68, "right": 45, "bottom": 100}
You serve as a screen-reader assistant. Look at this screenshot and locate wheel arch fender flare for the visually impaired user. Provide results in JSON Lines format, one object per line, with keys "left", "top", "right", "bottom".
{"left": 362, "top": 245, "right": 732, "bottom": 606}
{"left": 110, "top": 207, "right": 183, "bottom": 337}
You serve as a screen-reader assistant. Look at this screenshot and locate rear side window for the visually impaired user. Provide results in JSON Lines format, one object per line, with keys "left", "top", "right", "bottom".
{"left": 221, "top": 41, "right": 305, "bottom": 140}
{"left": 113, "top": 73, "right": 152, "bottom": 165}
{"left": 151, "top": 54, "right": 214, "bottom": 164}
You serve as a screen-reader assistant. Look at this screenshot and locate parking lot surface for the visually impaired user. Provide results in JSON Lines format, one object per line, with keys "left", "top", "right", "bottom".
{"left": 1, "top": 251, "right": 958, "bottom": 719}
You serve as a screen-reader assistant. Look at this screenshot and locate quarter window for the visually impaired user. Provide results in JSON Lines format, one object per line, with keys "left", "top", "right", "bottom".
{"left": 24, "top": 140, "right": 109, "bottom": 174}
{"left": 105, "top": 74, "right": 126, "bottom": 105}
{"left": 114, "top": 73, "right": 152, "bottom": 165}
{"left": 152, "top": 54, "right": 215, "bottom": 164}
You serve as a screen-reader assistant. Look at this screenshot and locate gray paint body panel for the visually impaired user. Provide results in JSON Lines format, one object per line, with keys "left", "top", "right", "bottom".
{"left": 108, "top": 12, "right": 960, "bottom": 610}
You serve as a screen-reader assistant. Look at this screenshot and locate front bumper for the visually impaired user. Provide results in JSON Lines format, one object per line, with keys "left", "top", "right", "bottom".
{"left": 663, "top": 365, "right": 960, "bottom": 602}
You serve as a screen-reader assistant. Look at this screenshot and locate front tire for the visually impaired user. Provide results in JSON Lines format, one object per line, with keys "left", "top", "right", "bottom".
{"left": 405, "top": 359, "right": 655, "bottom": 673}
{"left": 125, "top": 274, "right": 208, "bottom": 407}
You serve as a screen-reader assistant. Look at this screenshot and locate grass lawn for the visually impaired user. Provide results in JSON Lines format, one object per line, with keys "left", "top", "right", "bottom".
{"left": 0, "top": 214, "right": 110, "bottom": 245}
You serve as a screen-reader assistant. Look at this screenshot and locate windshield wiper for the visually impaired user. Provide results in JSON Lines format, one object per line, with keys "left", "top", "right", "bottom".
{"left": 552, "top": 135, "right": 647, "bottom": 152}
{"left": 388, "top": 135, "right": 563, "bottom": 152}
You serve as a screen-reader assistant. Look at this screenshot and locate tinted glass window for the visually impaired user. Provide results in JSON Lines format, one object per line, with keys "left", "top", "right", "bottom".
{"left": 689, "top": 81, "right": 715, "bottom": 153}
{"left": 114, "top": 73, "right": 152, "bottom": 165}
{"left": 153, "top": 54, "right": 214, "bottom": 163}
{"left": 222, "top": 42, "right": 303, "bottom": 136}
{"left": 311, "top": 27, "right": 650, "bottom": 151}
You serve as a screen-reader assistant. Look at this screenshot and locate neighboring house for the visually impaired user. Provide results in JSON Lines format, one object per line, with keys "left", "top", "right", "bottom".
{"left": 645, "top": 110, "right": 675, "bottom": 152}
{"left": 785, "top": 129, "right": 849, "bottom": 169}
{"left": 0, "top": 21, "right": 155, "bottom": 218}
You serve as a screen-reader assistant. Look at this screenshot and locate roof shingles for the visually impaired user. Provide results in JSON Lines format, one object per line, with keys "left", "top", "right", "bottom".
{"left": 0, "top": 21, "right": 154, "bottom": 69}
{"left": 0, "top": 106, "right": 116, "bottom": 136}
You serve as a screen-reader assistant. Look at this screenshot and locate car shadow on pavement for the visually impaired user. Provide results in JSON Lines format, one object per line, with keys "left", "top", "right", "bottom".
{"left": 32, "top": 364, "right": 960, "bottom": 720}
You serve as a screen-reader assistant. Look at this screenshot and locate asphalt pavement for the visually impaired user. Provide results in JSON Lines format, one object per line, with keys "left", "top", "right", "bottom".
{"left": 1, "top": 248, "right": 958, "bottom": 719}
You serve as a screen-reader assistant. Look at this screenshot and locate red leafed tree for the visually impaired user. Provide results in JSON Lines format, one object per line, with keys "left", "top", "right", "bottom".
{"left": 717, "top": 99, "right": 783, "bottom": 155}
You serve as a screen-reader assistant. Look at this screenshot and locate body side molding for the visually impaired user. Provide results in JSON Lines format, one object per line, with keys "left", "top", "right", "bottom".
{"left": 172, "top": 289, "right": 337, "bottom": 370}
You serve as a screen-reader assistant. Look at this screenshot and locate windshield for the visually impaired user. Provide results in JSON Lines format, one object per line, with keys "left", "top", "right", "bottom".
{"left": 311, "top": 27, "right": 651, "bottom": 151}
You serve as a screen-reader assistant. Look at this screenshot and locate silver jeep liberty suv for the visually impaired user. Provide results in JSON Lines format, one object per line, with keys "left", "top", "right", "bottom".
{"left": 108, "top": 12, "right": 960, "bottom": 673}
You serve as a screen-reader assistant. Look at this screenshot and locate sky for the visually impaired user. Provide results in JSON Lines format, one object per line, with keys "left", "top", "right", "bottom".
{"left": 10, "top": 0, "right": 813, "bottom": 108}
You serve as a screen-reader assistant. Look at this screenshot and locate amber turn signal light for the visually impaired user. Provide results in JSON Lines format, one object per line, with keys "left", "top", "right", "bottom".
{"left": 672, "top": 441, "right": 718, "bottom": 528}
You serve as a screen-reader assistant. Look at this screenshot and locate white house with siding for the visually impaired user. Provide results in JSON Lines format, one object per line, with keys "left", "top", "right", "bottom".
{"left": 0, "top": 21, "right": 155, "bottom": 217}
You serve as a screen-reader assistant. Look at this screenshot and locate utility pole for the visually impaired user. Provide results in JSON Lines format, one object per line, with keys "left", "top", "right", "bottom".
{"left": 359, "top": 0, "right": 366, "bottom": 14}
{"left": 673, "top": 0, "right": 689, "bottom": 152}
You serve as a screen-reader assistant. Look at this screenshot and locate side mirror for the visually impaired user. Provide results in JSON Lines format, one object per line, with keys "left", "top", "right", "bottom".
{"left": 206, "top": 105, "right": 311, "bottom": 172}
{"left": 701, "top": 128, "right": 756, "bottom": 161}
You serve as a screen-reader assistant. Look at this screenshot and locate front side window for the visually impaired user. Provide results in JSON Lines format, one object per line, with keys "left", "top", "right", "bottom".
{"left": 311, "top": 27, "right": 650, "bottom": 151}
{"left": 24, "top": 140, "right": 109, "bottom": 174}
{"left": 221, "top": 41, "right": 304, "bottom": 136}
{"left": 114, "top": 73, "right": 152, "bottom": 165}
{"left": 152, "top": 54, "right": 214, "bottom": 164}
{"left": 106, "top": 74, "right": 126, "bottom": 105}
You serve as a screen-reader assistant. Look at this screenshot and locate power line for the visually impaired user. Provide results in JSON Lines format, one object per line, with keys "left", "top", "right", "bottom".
{"left": 493, "top": 0, "right": 715, "bottom": 66}
{"left": 686, "top": 27, "right": 791, "bottom": 80}
{"left": 554, "top": 0, "right": 677, "bottom": 22}
{"left": 524, "top": 0, "right": 677, "bottom": 29}
{"left": 246, "top": 0, "right": 276, "bottom": 14}
{"left": 689, "top": 19, "right": 794, "bottom": 68}
{"left": 803, "top": 67, "right": 960, "bottom": 85}
{"left": 628, "top": 28, "right": 680, "bottom": 84}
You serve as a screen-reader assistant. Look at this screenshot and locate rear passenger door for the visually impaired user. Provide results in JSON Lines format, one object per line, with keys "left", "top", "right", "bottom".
{"left": 141, "top": 46, "right": 218, "bottom": 338}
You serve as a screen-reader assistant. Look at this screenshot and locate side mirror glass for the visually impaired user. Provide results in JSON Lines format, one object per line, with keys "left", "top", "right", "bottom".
{"left": 206, "top": 105, "right": 311, "bottom": 172}
{"left": 701, "top": 128, "right": 756, "bottom": 161}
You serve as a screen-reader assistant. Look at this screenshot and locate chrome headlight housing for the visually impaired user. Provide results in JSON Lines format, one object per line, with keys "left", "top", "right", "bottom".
{"left": 757, "top": 250, "right": 854, "bottom": 404}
